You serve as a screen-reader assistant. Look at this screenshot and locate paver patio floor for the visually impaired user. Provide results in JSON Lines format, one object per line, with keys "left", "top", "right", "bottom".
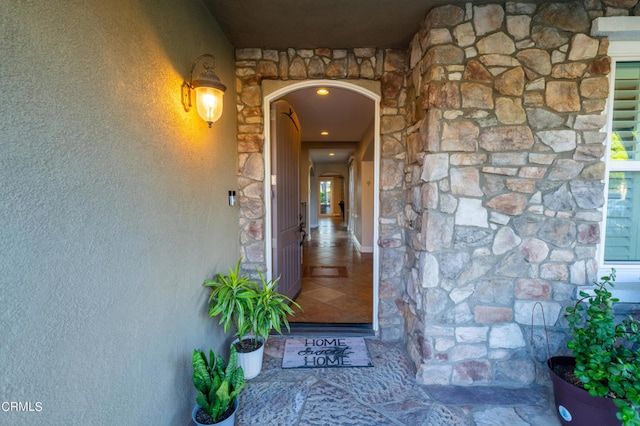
{"left": 235, "top": 337, "right": 561, "bottom": 425}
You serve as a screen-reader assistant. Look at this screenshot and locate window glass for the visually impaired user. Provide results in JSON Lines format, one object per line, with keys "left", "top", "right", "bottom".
{"left": 610, "top": 62, "right": 640, "bottom": 161}
{"left": 605, "top": 171, "right": 640, "bottom": 261}
{"left": 604, "top": 61, "right": 640, "bottom": 263}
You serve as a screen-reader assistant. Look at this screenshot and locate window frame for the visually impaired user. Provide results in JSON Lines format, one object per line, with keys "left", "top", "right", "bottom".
{"left": 598, "top": 40, "right": 640, "bottom": 301}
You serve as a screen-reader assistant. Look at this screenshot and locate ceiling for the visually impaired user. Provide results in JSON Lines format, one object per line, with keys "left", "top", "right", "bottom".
{"left": 204, "top": 0, "right": 442, "bottom": 50}
{"left": 204, "top": 0, "right": 442, "bottom": 163}
{"left": 280, "top": 86, "right": 375, "bottom": 141}
{"left": 282, "top": 86, "right": 374, "bottom": 164}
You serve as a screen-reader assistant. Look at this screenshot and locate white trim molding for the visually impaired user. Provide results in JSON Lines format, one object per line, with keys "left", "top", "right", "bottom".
{"left": 594, "top": 24, "right": 640, "bottom": 301}
{"left": 592, "top": 17, "right": 640, "bottom": 41}
{"left": 262, "top": 79, "right": 382, "bottom": 330}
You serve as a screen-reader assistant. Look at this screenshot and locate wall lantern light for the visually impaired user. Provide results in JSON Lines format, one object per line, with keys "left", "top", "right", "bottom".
{"left": 181, "top": 54, "right": 226, "bottom": 127}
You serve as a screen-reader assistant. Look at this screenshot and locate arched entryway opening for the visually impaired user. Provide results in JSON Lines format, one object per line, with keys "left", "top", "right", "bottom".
{"left": 263, "top": 80, "right": 381, "bottom": 331}
{"left": 234, "top": 48, "right": 408, "bottom": 341}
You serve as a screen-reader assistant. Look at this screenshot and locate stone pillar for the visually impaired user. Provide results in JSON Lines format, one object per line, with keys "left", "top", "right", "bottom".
{"left": 403, "top": 1, "right": 616, "bottom": 386}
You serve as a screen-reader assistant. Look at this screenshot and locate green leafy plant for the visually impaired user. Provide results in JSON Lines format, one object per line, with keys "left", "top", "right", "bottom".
{"left": 203, "top": 259, "right": 257, "bottom": 340}
{"left": 565, "top": 269, "right": 640, "bottom": 425}
{"left": 248, "top": 270, "right": 300, "bottom": 346}
{"left": 203, "top": 258, "right": 302, "bottom": 352}
{"left": 192, "top": 346, "right": 245, "bottom": 424}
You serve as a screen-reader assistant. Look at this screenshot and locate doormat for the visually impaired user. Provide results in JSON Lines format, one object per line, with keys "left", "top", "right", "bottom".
{"left": 282, "top": 337, "right": 373, "bottom": 369}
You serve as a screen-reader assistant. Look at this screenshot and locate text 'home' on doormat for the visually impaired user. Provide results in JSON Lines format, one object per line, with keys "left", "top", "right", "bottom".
{"left": 282, "top": 337, "right": 373, "bottom": 369}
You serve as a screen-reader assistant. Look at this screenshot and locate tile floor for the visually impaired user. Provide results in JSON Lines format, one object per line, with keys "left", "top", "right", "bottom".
{"left": 288, "top": 217, "right": 373, "bottom": 324}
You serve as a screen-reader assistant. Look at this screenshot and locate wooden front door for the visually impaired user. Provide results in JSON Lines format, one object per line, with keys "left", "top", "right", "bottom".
{"left": 270, "top": 100, "right": 302, "bottom": 300}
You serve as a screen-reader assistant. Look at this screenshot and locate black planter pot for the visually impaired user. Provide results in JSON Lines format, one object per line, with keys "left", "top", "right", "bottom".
{"left": 548, "top": 356, "right": 621, "bottom": 426}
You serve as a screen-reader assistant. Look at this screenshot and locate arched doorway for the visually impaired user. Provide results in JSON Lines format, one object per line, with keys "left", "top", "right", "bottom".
{"left": 263, "top": 80, "right": 381, "bottom": 331}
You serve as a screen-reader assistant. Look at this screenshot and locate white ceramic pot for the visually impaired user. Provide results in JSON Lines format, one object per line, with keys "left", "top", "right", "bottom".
{"left": 192, "top": 398, "right": 238, "bottom": 426}
{"left": 232, "top": 336, "right": 265, "bottom": 380}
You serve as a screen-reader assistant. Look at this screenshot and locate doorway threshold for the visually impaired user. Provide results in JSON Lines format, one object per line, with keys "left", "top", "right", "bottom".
{"left": 280, "top": 322, "right": 375, "bottom": 338}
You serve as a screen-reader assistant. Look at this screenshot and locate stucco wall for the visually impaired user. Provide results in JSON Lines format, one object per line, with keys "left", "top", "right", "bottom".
{"left": 0, "top": 1, "right": 237, "bottom": 424}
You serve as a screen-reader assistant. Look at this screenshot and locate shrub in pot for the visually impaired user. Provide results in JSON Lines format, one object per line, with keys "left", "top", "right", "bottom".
{"left": 203, "top": 258, "right": 301, "bottom": 378}
{"left": 245, "top": 269, "right": 301, "bottom": 346}
{"left": 203, "top": 259, "right": 255, "bottom": 343}
{"left": 550, "top": 269, "right": 640, "bottom": 425}
{"left": 192, "top": 346, "right": 245, "bottom": 425}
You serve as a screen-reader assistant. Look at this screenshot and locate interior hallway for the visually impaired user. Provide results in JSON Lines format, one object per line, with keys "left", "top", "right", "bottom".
{"left": 288, "top": 216, "right": 373, "bottom": 324}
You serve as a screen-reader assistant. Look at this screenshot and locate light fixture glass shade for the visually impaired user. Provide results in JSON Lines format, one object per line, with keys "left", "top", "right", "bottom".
{"left": 182, "top": 54, "right": 227, "bottom": 127}
{"left": 194, "top": 86, "right": 224, "bottom": 126}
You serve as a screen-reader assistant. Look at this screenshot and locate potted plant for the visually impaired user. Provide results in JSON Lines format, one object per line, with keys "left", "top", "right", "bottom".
{"left": 548, "top": 269, "right": 640, "bottom": 425}
{"left": 192, "top": 346, "right": 245, "bottom": 426}
{"left": 203, "top": 259, "right": 301, "bottom": 379}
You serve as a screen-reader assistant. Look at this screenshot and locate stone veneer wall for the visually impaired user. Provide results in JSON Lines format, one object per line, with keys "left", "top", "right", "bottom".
{"left": 234, "top": 47, "right": 409, "bottom": 340}
{"left": 403, "top": 0, "right": 639, "bottom": 386}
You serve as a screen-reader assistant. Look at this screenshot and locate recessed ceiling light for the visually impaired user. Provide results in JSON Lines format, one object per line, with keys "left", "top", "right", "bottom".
{"left": 316, "top": 88, "right": 330, "bottom": 95}
{"left": 329, "top": 152, "right": 335, "bottom": 156}
{"left": 320, "top": 131, "right": 329, "bottom": 136}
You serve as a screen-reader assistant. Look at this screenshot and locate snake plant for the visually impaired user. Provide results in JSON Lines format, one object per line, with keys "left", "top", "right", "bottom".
{"left": 192, "top": 346, "right": 245, "bottom": 423}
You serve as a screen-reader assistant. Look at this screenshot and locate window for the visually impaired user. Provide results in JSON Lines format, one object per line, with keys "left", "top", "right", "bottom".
{"left": 600, "top": 40, "right": 640, "bottom": 301}
{"left": 604, "top": 62, "right": 640, "bottom": 261}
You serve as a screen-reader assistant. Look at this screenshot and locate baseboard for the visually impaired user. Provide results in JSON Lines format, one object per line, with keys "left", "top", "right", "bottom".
{"left": 351, "top": 235, "right": 373, "bottom": 253}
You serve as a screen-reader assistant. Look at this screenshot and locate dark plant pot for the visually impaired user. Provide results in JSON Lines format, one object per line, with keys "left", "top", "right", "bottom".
{"left": 548, "top": 356, "right": 620, "bottom": 426}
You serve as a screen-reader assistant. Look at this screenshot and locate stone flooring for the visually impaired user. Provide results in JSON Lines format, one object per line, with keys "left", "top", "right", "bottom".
{"left": 235, "top": 337, "right": 561, "bottom": 426}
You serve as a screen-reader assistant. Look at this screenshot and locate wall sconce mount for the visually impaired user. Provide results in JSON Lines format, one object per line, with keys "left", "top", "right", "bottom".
{"left": 181, "top": 54, "right": 226, "bottom": 127}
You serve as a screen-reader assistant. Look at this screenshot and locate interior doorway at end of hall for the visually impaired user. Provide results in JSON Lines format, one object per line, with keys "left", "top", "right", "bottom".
{"left": 319, "top": 178, "right": 332, "bottom": 216}
{"left": 318, "top": 175, "right": 345, "bottom": 219}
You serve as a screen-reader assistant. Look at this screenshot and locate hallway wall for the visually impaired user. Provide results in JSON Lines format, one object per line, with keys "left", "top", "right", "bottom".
{"left": 300, "top": 147, "right": 313, "bottom": 234}
{"left": 0, "top": 1, "right": 237, "bottom": 424}
{"left": 352, "top": 122, "right": 376, "bottom": 252}
{"left": 310, "top": 173, "right": 319, "bottom": 228}
{"left": 358, "top": 162, "right": 375, "bottom": 252}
